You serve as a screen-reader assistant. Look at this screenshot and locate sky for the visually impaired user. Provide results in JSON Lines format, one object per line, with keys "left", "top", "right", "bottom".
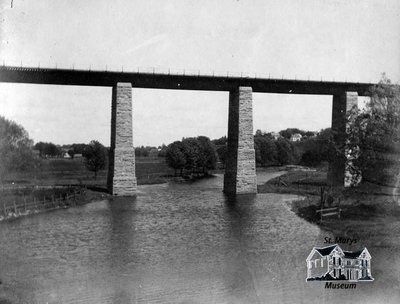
{"left": 0, "top": 0, "right": 399, "bottom": 146}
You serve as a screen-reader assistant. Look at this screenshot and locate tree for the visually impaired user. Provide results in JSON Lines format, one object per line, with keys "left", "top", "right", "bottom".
{"left": 300, "top": 128, "right": 331, "bottom": 167}
{"left": 254, "top": 134, "right": 278, "bottom": 166}
{"left": 196, "top": 136, "right": 217, "bottom": 173}
{"left": 212, "top": 136, "right": 227, "bottom": 146}
{"left": 158, "top": 144, "right": 168, "bottom": 157}
{"left": 34, "top": 141, "right": 62, "bottom": 158}
{"left": 83, "top": 140, "right": 107, "bottom": 179}
{"left": 71, "top": 143, "right": 88, "bottom": 155}
{"left": 279, "top": 128, "right": 306, "bottom": 140}
{"left": 165, "top": 136, "right": 218, "bottom": 176}
{"left": 67, "top": 149, "right": 75, "bottom": 159}
{"left": 216, "top": 145, "right": 228, "bottom": 168}
{"left": 135, "top": 146, "right": 151, "bottom": 157}
{"left": 275, "top": 138, "right": 296, "bottom": 165}
{"left": 347, "top": 75, "right": 400, "bottom": 186}
{"left": 213, "top": 136, "right": 228, "bottom": 169}
{"left": 165, "top": 141, "right": 186, "bottom": 176}
{"left": 0, "top": 116, "right": 38, "bottom": 181}
{"left": 181, "top": 138, "right": 202, "bottom": 173}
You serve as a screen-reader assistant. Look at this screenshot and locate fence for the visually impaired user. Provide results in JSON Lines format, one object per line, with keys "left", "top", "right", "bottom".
{"left": 0, "top": 186, "right": 86, "bottom": 220}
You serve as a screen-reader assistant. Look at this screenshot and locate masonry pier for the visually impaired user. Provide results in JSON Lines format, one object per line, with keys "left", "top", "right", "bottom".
{"left": 107, "top": 82, "right": 137, "bottom": 196}
{"left": 224, "top": 87, "right": 257, "bottom": 195}
{"left": 328, "top": 91, "right": 358, "bottom": 186}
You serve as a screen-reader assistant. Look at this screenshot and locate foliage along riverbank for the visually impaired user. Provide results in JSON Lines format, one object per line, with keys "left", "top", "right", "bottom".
{"left": 258, "top": 168, "right": 400, "bottom": 234}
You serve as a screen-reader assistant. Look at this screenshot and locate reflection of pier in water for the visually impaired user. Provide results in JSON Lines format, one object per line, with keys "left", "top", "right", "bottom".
{"left": 0, "top": 65, "right": 374, "bottom": 196}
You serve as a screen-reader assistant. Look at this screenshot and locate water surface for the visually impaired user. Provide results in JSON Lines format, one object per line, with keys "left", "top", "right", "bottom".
{"left": 0, "top": 172, "right": 398, "bottom": 303}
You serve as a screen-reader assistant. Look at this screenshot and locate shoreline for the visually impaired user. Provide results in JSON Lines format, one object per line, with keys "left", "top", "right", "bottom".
{"left": 0, "top": 187, "right": 111, "bottom": 222}
{"left": 258, "top": 169, "right": 400, "bottom": 243}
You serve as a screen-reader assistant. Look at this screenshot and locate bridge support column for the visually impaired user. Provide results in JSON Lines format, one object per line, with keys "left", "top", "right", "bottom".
{"left": 224, "top": 86, "right": 257, "bottom": 195}
{"left": 107, "top": 82, "right": 137, "bottom": 196}
{"left": 328, "top": 91, "right": 358, "bottom": 187}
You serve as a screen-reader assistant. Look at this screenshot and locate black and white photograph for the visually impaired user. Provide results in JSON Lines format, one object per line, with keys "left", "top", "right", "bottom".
{"left": 0, "top": 0, "right": 399, "bottom": 303}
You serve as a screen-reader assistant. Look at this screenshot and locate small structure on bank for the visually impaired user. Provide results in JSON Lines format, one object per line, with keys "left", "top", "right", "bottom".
{"left": 306, "top": 244, "right": 373, "bottom": 281}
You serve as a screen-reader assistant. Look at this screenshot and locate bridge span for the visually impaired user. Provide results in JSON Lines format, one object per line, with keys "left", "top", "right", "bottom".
{"left": 0, "top": 65, "right": 374, "bottom": 196}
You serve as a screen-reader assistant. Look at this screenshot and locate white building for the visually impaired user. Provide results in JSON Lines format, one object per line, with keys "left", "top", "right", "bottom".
{"left": 270, "top": 132, "right": 281, "bottom": 140}
{"left": 290, "top": 133, "right": 302, "bottom": 142}
{"left": 306, "top": 244, "right": 373, "bottom": 281}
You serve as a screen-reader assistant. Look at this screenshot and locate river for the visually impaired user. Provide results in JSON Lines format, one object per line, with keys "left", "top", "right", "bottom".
{"left": 0, "top": 171, "right": 398, "bottom": 303}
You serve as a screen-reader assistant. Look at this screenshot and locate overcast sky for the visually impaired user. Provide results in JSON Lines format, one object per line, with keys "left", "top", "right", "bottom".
{"left": 0, "top": 0, "right": 399, "bottom": 146}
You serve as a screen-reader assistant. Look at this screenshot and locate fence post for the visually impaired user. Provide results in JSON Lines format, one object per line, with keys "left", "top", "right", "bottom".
{"left": 24, "top": 196, "right": 27, "bottom": 212}
{"left": 3, "top": 202, "right": 6, "bottom": 216}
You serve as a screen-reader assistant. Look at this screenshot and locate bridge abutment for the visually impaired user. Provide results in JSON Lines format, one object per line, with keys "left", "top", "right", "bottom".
{"left": 224, "top": 87, "right": 257, "bottom": 195}
{"left": 328, "top": 91, "right": 358, "bottom": 186}
{"left": 107, "top": 82, "right": 137, "bottom": 196}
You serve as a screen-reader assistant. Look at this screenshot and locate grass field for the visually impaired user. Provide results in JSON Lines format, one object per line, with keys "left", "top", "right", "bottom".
{"left": 2, "top": 156, "right": 175, "bottom": 188}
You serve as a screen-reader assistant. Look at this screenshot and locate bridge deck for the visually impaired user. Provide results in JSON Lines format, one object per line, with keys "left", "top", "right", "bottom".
{"left": 0, "top": 66, "right": 373, "bottom": 96}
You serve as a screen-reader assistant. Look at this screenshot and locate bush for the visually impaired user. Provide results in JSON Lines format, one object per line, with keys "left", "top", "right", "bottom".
{"left": 83, "top": 140, "right": 107, "bottom": 179}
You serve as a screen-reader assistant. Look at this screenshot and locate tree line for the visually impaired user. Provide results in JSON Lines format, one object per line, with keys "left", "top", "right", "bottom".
{"left": 209, "top": 129, "right": 331, "bottom": 169}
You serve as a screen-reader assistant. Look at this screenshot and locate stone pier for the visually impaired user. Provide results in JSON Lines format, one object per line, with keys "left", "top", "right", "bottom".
{"left": 224, "top": 87, "right": 257, "bottom": 195}
{"left": 107, "top": 82, "right": 137, "bottom": 196}
{"left": 328, "top": 91, "right": 358, "bottom": 186}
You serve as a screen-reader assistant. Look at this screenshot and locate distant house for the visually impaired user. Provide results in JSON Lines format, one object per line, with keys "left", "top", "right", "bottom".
{"left": 270, "top": 132, "right": 281, "bottom": 140}
{"left": 306, "top": 244, "right": 373, "bottom": 281}
{"left": 290, "top": 133, "right": 302, "bottom": 142}
{"left": 63, "top": 152, "right": 71, "bottom": 159}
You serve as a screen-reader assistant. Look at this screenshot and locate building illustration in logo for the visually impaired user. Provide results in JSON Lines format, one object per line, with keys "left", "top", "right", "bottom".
{"left": 306, "top": 244, "right": 374, "bottom": 281}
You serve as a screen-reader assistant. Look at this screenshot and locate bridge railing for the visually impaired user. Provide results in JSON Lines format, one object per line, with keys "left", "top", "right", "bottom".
{"left": 0, "top": 60, "right": 371, "bottom": 84}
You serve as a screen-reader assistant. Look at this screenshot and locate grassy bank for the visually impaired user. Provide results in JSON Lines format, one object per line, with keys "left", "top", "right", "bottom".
{"left": 258, "top": 167, "right": 400, "bottom": 232}
{"left": 257, "top": 168, "right": 328, "bottom": 196}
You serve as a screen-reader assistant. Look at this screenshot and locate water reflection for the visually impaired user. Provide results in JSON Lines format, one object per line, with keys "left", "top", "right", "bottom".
{"left": 222, "top": 194, "right": 261, "bottom": 303}
{"left": 108, "top": 197, "right": 138, "bottom": 303}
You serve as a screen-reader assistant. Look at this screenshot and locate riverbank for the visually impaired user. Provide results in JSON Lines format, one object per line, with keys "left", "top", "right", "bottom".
{"left": 0, "top": 186, "right": 111, "bottom": 222}
{"left": 259, "top": 168, "right": 400, "bottom": 236}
